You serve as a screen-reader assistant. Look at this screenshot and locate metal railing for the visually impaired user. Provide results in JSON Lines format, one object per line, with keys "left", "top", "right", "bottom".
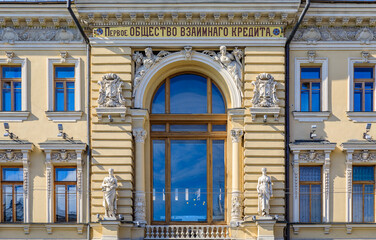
{"left": 145, "top": 225, "right": 231, "bottom": 240}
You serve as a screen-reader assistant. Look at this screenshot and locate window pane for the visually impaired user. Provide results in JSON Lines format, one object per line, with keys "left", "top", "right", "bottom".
{"left": 152, "top": 83, "right": 165, "bottom": 114}
{"left": 355, "top": 67, "right": 373, "bottom": 79}
{"left": 151, "top": 125, "right": 166, "bottom": 132}
{"left": 15, "top": 185, "right": 24, "bottom": 222}
{"left": 299, "top": 185, "right": 310, "bottom": 222}
{"left": 364, "top": 185, "right": 374, "bottom": 222}
{"left": 365, "top": 83, "right": 374, "bottom": 112}
{"left": 170, "top": 124, "right": 208, "bottom": 132}
{"left": 2, "top": 88, "right": 11, "bottom": 111}
{"left": 212, "top": 124, "right": 226, "bottom": 131}
{"left": 170, "top": 74, "right": 207, "bottom": 114}
{"left": 55, "top": 185, "right": 66, "bottom": 222}
{"left": 68, "top": 185, "right": 77, "bottom": 222}
{"left": 3, "top": 185, "right": 13, "bottom": 222}
{"left": 354, "top": 89, "right": 363, "bottom": 112}
{"left": 2, "top": 67, "right": 21, "bottom": 78}
{"left": 311, "top": 185, "right": 321, "bottom": 222}
{"left": 300, "top": 167, "right": 321, "bottom": 182}
{"left": 353, "top": 184, "right": 363, "bottom": 222}
{"left": 55, "top": 82, "right": 64, "bottom": 88}
{"left": 152, "top": 140, "right": 166, "bottom": 221}
{"left": 301, "top": 68, "right": 320, "bottom": 79}
{"left": 312, "top": 90, "right": 320, "bottom": 111}
{"left": 171, "top": 140, "right": 207, "bottom": 221}
{"left": 55, "top": 66, "right": 75, "bottom": 78}
{"left": 66, "top": 82, "right": 74, "bottom": 89}
{"left": 55, "top": 88, "right": 65, "bottom": 111}
{"left": 3, "top": 168, "right": 23, "bottom": 181}
{"left": 14, "top": 87, "right": 21, "bottom": 111}
{"left": 353, "top": 166, "right": 374, "bottom": 181}
{"left": 212, "top": 140, "right": 225, "bottom": 221}
{"left": 212, "top": 83, "right": 225, "bottom": 114}
{"left": 301, "top": 88, "right": 309, "bottom": 112}
{"left": 67, "top": 88, "right": 75, "bottom": 111}
{"left": 56, "top": 168, "right": 76, "bottom": 182}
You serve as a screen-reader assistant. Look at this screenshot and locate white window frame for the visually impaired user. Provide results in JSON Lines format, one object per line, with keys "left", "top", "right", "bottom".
{"left": 39, "top": 141, "right": 86, "bottom": 223}
{"left": 290, "top": 143, "right": 336, "bottom": 223}
{"left": 46, "top": 58, "right": 82, "bottom": 122}
{"left": 0, "top": 141, "right": 33, "bottom": 223}
{"left": 293, "top": 57, "right": 330, "bottom": 122}
{"left": 0, "top": 58, "right": 30, "bottom": 122}
{"left": 347, "top": 58, "right": 376, "bottom": 122}
{"left": 341, "top": 142, "right": 376, "bottom": 223}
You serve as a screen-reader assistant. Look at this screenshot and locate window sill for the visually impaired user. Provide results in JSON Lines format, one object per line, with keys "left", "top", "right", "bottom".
{"left": 292, "top": 111, "right": 330, "bottom": 122}
{"left": 0, "top": 111, "right": 30, "bottom": 122}
{"left": 347, "top": 111, "right": 376, "bottom": 122}
{"left": 292, "top": 224, "right": 331, "bottom": 235}
{"left": 45, "top": 111, "right": 83, "bottom": 122}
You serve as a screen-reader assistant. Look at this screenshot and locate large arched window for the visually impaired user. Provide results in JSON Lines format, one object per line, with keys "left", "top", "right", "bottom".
{"left": 150, "top": 73, "right": 227, "bottom": 224}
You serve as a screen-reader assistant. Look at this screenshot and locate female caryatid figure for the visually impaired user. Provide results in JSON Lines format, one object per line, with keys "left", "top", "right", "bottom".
{"left": 102, "top": 168, "right": 118, "bottom": 219}
{"left": 257, "top": 168, "right": 273, "bottom": 216}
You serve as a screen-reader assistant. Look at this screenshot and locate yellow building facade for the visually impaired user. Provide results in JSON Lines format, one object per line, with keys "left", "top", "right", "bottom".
{"left": 0, "top": 0, "right": 375, "bottom": 240}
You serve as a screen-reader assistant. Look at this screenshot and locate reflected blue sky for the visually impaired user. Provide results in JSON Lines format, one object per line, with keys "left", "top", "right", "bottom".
{"left": 2, "top": 168, "right": 23, "bottom": 181}
{"left": 55, "top": 168, "right": 76, "bottom": 182}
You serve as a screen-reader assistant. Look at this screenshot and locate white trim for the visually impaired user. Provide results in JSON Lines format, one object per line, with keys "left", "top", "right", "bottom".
{"left": 0, "top": 57, "right": 28, "bottom": 112}
{"left": 0, "top": 43, "right": 86, "bottom": 51}
{"left": 45, "top": 111, "right": 83, "bottom": 123}
{"left": 134, "top": 52, "right": 242, "bottom": 109}
{"left": 47, "top": 58, "right": 82, "bottom": 120}
{"left": 291, "top": 42, "right": 376, "bottom": 50}
{"left": 0, "top": 111, "right": 30, "bottom": 122}
{"left": 289, "top": 143, "right": 336, "bottom": 223}
{"left": 347, "top": 111, "right": 376, "bottom": 122}
{"left": 292, "top": 111, "right": 330, "bottom": 122}
{"left": 39, "top": 142, "right": 86, "bottom": 224}
{"left": 347, "top": 57, "right": 376, "bottom": 115}
{"left": 294, "top": 57, "right": 329, "bottom": 114}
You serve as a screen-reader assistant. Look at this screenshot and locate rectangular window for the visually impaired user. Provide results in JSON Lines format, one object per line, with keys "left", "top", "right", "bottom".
{"left": 300, "top": 67, "right": 321, "bottom": 112}
{"left": 299, "top": 166, "right": 322, "bottom": 223}
{"left": 54, "top": 167, "right": 77, "bottom": 223}
{"left": 54, "top": 66, "right": 75, "bottom": 111}
{"left": 1, "top": 167, "right": 23, "bottom": 222}
{"left": 353, "top": 166, "right": 374, "bottom": 222}
{"left": 354, "top": 67, "right": 374, "bottom": 112}
{"left": 1, "top": 66, "right": 22, "bottom": 111}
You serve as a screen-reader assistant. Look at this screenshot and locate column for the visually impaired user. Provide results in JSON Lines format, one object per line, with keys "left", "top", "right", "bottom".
{"left": 323, "top": 151, "right": 331, "bottom": 222}
{"left": 45, "top": 150, "right": 53, "bottom": 223}
{"left": 230, "top": 128, "right": 243, "bottom": 225}
{"left": 21, "top": 150, "right": 30, "bottom": 223}
{"left": 292, "top": 151, "right": 300, "bottom": 222}
{"left": 345, "top": 151, "right": 353, "bottom": 222}
{"left": 76, "top": 150, "right": 83, "bottom": 223}
{"left": 133, "top": 128, "right": 147, "bottom": 225}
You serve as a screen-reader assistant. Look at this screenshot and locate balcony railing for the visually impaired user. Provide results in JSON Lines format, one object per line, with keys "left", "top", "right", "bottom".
{"left": 145, "top": 225, "right": 231, "bottom": 240}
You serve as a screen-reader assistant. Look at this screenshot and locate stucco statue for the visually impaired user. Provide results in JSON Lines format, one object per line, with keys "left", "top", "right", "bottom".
{"left": 252, "top": 73, "right": 279, "bottom": 108}
{"left": 257, "top": 168, "right": 273, "bottom": 216}
{"left": 98, "top": 73, "right": 126, "bottom": 107}
{"left": 132, "top": 47, "right": 171, "bottom": 96}
{"left": 203, "top": 46, "right": 243, "bottom": 95}
{"left": 102, "top": 168, "right": 118, "bottom": 219}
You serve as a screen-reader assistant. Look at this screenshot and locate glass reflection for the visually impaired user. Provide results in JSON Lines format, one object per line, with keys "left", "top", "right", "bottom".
{"left": 212, "top": 140, "right": 225, "bottom": 221}
{"left": 212, "top": 83, "right": 225, "bottom": 113}
{"left": 153, "top": 140, "right": 166, "bottom": 221}
{"left": 170, "top": 74, "right": 207, "bottom": 114}
{"left": 171, "top": 140, "right": 207, "bottom": 221}
{"left": 152, "top": 83, "right": 165, "bottom": 114}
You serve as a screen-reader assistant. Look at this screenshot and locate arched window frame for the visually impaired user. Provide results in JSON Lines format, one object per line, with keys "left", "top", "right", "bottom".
{"left": 149, "top": 72, "right": 227, "bottom": 224}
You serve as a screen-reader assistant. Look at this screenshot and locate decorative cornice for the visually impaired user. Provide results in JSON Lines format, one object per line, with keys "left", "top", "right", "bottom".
{"left": 0, "top": 150, "right": 23, "bottom": 162}
{"left": 293, "top": 27, "right": 376, "bottom": 44}
{"left": 0, "top": 27, "right": 83, "bottom": 44}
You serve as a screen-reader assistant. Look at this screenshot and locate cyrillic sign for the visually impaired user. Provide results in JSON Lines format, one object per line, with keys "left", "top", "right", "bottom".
{"left": 93, "top": 26, "right": 283, "bottom": 38}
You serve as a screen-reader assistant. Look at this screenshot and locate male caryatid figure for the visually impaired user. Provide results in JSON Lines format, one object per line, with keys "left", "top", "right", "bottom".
{"left": 257, "top": 168, "right": 273, "bottom": 216}
{"left": 102, "top": 168, "right": 118, "bottom": 219}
